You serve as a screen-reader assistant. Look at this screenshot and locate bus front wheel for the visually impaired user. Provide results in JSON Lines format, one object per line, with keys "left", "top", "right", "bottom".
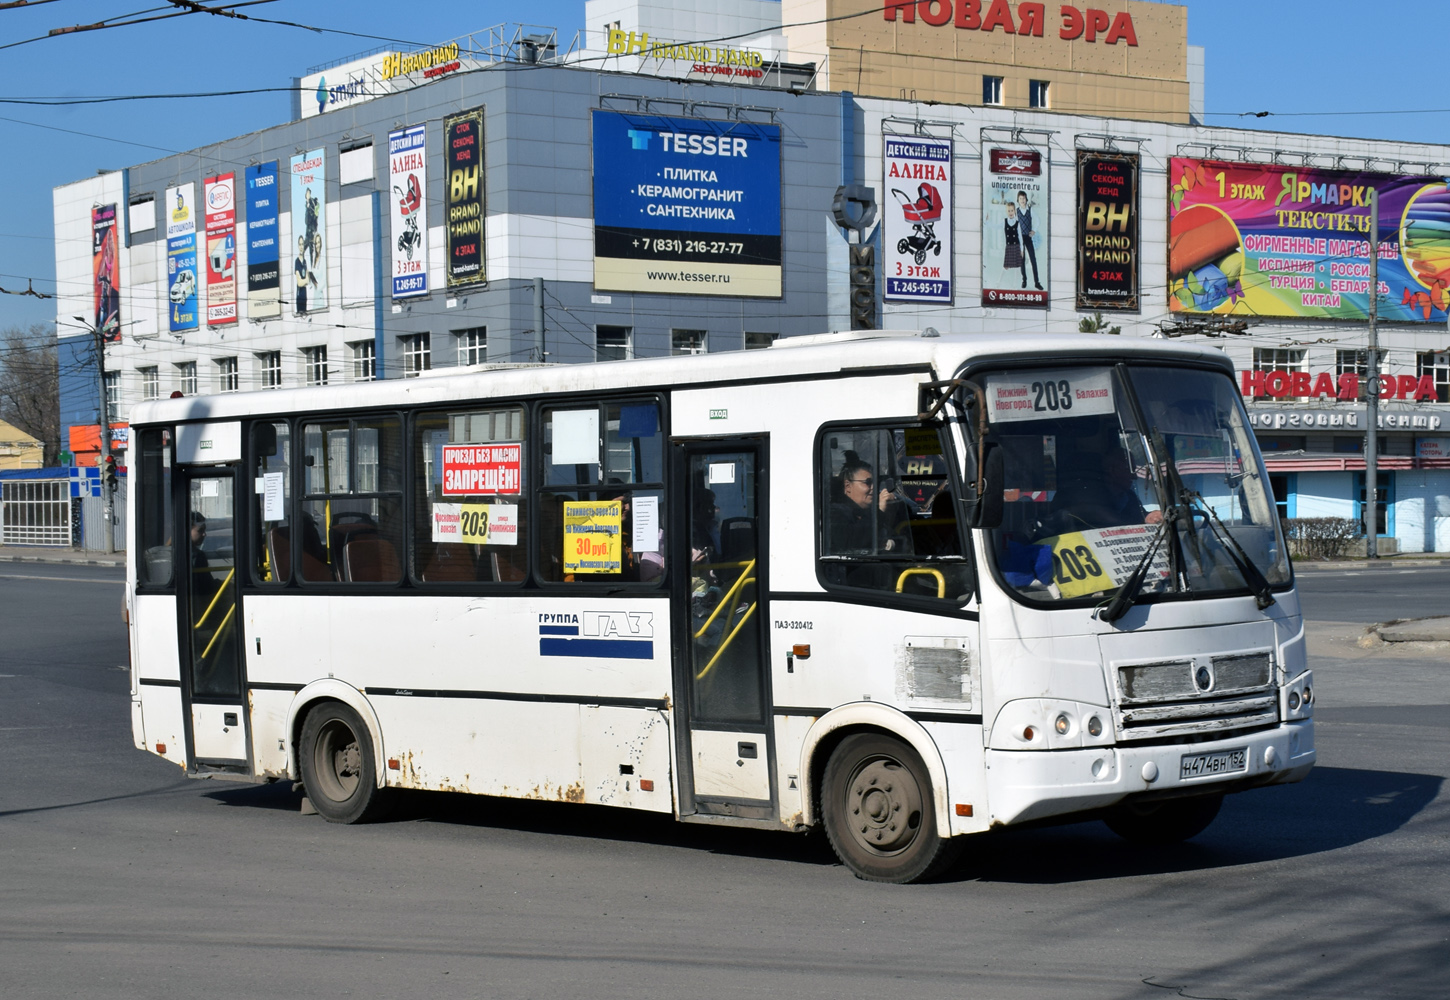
{"left": 1103, "top": 793, "right": 1223, "bottom": 845}
{"left": 299, "top": 702, "right": 392, "bottom": 824}
{"left": 821, "top": 733, "right": 961, "bottom": 883}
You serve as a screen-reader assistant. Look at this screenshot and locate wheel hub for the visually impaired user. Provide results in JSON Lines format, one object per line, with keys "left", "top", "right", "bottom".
{"left": 847, "top": 758, "right": 922, "bottom": 855}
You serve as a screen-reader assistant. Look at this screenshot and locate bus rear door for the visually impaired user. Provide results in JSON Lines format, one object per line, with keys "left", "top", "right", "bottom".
{"left": 675, "top": 441, "right": 774, "bottom": 819}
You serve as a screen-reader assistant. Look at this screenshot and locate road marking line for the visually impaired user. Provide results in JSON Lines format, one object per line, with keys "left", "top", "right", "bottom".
{"left": 0, "top": 574, "right": 122, "bottom": 584}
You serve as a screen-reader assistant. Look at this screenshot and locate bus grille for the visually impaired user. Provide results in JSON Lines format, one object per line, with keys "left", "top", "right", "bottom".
{"left": 1114, "top": 652, "right": 1277, "bottom": 741}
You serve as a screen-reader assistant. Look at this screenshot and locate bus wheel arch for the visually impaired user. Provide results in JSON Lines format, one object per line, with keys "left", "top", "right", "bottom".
{"left": 286, "top": 680, "right": 387, "bottom": 790}
{"left": 798, "top": 705, "right": 952, "bottom": 838}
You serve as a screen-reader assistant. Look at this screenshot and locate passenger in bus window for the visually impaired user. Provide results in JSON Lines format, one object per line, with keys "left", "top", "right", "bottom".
{"left": 829, "top": 455, "right": 902, "bottom": 553}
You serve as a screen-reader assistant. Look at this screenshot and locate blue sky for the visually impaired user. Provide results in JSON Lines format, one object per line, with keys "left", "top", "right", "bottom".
{"left": 1, "top": 0, "right": 1443, "bottom": 331}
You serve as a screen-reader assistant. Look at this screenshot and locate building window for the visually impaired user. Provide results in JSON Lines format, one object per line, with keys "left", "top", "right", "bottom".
{"left": 103, "top": 371, "right": 120, "bottom": 422}
{"left": 259, "top": 350, "right": 282, "bottom": 390}
{"left": 304, "top": 346, "right": 329, "bottom": 386}
{"left": 176, "top": 361, "right": 197, "bottom": 396}
{"left": 596, "top": 325, "right": 631, "bottom": 361}
{"left": 671, "top": 329, "right": 706, "bottom": 356}
{"left": 216, "top": 357, "right": 238, "bottom": 393}
{"left": 350, "top": 340, "right": 375, "bottom": 382}
{"left": 1029, "top": 80, "right": 1049, "bottom": 109}
{"left": 401, "top": 333, "right": 431, "bottom": 377}
{"left": 983, "top": 75, "right": 1003, "bottom": 106}
{"left": 456, "top": 327, "right": 487, "bottom": 366}
{"left": 1254, "top": 348, "right": 1306, "bottom": 373}
{"left": 745, "top": 332, "right": 778, "bottom": 351}
{"left": 140, "top": 366, "right": 159, "bottom": 401}
{"left": 1418, "top": 351, "right": 1450, "bottom": 403}
{"left": 1335, "top": 348, "right": 1385, "bottom": 400}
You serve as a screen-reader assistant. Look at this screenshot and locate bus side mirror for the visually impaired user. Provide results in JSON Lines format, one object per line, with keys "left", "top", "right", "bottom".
{"left": 961, "top": 442, "right": 1003, "bottom": 529}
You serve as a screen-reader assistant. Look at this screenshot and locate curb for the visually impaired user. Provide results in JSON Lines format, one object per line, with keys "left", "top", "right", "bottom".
{"left": 1292, "top": 559, "right": 1448, "bottom": 571}
{"left": 0, "top": 554, "right": 125, "bottom": 568}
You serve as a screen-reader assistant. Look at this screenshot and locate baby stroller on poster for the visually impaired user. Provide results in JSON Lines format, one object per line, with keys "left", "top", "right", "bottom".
{"left": 891, "top": 183, "right": 943, "bottom": 265}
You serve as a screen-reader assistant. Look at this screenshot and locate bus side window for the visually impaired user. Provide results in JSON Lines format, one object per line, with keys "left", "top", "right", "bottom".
{"left": 252, "top": 421, "right": 291, "bottom": 584}
{"left": 136, "top": 427, "right": 174, "bottom": 587}
{"left": 537, "top": 400, "right": 665, "bottom": 585}
{"left": 818, "top": 424, "right": 974, "bottom": 604}
{"left": 412, "top": 406, "right": 528, "bottom": 584}
{"left": 299, "top": 416, "right": 405, "bottom": 584}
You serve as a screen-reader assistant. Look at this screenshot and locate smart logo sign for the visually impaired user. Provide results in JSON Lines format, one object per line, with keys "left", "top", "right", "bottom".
{"left": 592, "top": 111, "right": 782, "bottom": 298}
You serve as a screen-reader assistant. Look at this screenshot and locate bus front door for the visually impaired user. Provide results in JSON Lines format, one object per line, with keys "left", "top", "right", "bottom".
{"left": 677, "top": 443, "right": 774, "bottom": 817}
{"left": 179, "top": 468, "right": 249, "bottom": 770}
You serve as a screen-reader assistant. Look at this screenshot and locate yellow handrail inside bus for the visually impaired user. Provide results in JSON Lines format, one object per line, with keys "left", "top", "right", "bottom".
{"left": 895, "top": 567, "right": 946, "bottom": 599}
{"left": 695, "top": 598, "right": 757, "bottom": 681}
{"left": 200, "top": 602, "right": 236, "bottom": 660}
{"left": 693, "top": 559, "right": 757, "bottom": 640}
{"left": 194, "top": 567, "right": 235, "bottom": 629}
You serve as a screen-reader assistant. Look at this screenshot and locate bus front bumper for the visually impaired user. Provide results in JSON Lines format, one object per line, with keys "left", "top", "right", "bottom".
{"left": 983, "top": 720, "right": 1315, "bottom": 828}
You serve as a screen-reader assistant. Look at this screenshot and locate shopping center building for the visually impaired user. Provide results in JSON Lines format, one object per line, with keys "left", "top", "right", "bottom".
{"left": 53, "top": 0, "right": 1450, "bottom": 551}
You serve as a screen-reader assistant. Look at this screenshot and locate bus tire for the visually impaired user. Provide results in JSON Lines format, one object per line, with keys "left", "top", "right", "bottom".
{"left": 821, "top": 733, "right": 961, "bottom": 883}
{"left": 299, "top": 701, "right": 392, "bottom": 824}
{"left": 1104, "top": 793, "right": 1223, "bottom": 845}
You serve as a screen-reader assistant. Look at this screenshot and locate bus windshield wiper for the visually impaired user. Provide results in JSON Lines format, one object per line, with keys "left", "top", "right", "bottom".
{"left": 1184, "top": 491, "right": 1277, "bottom": 610}
{"left": 1096, "top": 515, "right": 1170, "bottom": 623}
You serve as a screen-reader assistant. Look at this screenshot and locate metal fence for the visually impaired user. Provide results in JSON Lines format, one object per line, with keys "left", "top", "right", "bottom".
{"left": 1, "top": 478, "right": 71, "bottom": 546}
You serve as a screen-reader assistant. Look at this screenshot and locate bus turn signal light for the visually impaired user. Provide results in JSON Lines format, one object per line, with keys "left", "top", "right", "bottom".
{"left": 955, "top": 804, "right": 973, "bottom": 817}
{"left": 792, "top": 644, "right": 811, "bottom": 659}
{"left": 155, "top": 743, "right": 166, "bottom": 754}
{"left": 387, "top": 758, "right": 400, "bottom": 770}
{"left": 639, "top": 779, "right": 654, "bottom": 791}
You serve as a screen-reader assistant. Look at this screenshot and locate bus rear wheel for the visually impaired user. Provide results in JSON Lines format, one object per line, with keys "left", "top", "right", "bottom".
{"left": 299, "top": 702, "right": 391, "bottom": 824}
{"left": 821, "top": 733, "right": 961, "bottom": 883}
{"left": 1104, "top": 793, "right": 1223, "bottom": 845}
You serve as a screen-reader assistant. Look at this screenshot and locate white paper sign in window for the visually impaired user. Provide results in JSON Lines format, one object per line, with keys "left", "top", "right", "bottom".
{"left": 632, "top": 495, "right": 660, "bottom": 553}
{"left": 552, "top": 409, "right": 599, "bottom": 465}
{"left": 262, "top": 471, "right": 286, "bottom": 521}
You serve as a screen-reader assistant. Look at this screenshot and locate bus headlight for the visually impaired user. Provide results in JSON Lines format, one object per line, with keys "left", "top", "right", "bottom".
{"left": 1087, "top": 715, "right": 1103, "bottom": 738}
{"left": 1054, "top": 713, "right": 1071, "bottom": 736}
{"left": 1284, "top": 670, "right": 1314, "bottom": 721}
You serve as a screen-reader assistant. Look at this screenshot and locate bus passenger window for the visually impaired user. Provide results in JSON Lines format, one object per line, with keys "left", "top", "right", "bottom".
{"left": 818, "top": 424, "right": 974, "bottom": 603}
{"left": 252, "top": 421, "right": 290, "bottom": 584}
{"left": 299, "top": 416, "right": 405, "bottom": 583}
{"left": 412, "top": 406, "right": 528, "bottom": 584}
{"left": 137, "top": 427, "right": 174, "bottom": 587}
{"left": 538, "top": 400, "right": 665, "bottom": 585}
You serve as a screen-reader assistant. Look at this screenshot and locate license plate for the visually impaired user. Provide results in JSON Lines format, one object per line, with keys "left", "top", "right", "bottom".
{"left": 1180, "top": 747, "right": 1247, "bottom": 779}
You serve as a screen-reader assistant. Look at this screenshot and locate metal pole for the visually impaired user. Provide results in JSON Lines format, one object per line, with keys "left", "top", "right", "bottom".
{"left": 94, "top": 324, "right": 115, "bottom": 553}
{"left": 533, "top": 276, "right": 545, "bottom": 361}
{"left": 1365, "top": 187, "right": 1379, "bottom": 559}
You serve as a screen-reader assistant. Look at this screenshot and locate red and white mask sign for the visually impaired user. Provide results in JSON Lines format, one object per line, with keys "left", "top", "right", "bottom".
{"left": 442, "top": 443, "right": 522, "bottom": 495}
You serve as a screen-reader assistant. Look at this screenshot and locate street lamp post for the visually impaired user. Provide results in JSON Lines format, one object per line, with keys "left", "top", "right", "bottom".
{"left": 75, "top": 315, "right": 115, "bottom": 554}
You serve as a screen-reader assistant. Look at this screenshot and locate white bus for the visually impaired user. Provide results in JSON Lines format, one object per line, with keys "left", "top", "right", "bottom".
{"left": 125, "top": 330, "right": 1314, "bottom": 882}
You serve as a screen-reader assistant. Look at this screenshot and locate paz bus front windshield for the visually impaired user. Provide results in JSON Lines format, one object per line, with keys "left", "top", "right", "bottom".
{"left": 984, "top": 364, "right": 1290, "bottom": 605}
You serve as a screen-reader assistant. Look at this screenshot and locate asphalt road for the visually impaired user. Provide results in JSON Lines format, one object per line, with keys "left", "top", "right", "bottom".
{"left": 0, "top": 564, "right": 1446, "bottom": 999}
{"left": 1295, "top": 562, "right": 1450, "bottom": 624}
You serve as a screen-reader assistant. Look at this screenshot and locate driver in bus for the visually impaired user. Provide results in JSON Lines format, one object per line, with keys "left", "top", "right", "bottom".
{"left": 1042, "top": 450, "right": 1164, "bottom": 535}
{"left": 829, "top": 455, "right": 909, "bottom": 553}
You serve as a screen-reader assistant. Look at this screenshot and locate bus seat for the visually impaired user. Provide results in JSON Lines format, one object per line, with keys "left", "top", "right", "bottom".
{"left": 421, "top": 543, "right": 480, "bottom": 582}
{"left": 266, "top": 526, "right": 293, "bottom": 581}
{"left": 719, "top": 516, "right": 756, "bottom": 563}
{"left": 329, "top": 518, "right": 378, "bottom": 558}
{"left": 491, "top": 550, "right": 527, "bottom": 582}
{"left": 342, "top": 536, "right": 401, "bottom": 583}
